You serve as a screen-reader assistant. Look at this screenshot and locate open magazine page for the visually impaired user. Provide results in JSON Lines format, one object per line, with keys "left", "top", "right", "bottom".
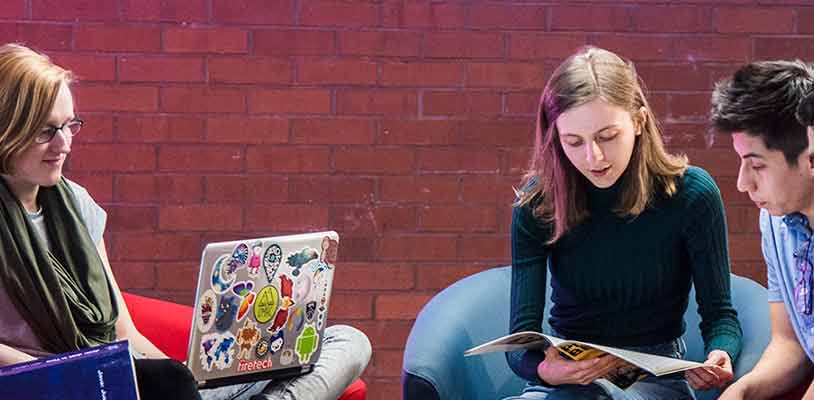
{"left": 463, "top": 331, "right": 550, "bottom": 356}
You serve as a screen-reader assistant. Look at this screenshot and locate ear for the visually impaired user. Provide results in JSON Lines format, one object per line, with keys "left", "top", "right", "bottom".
{"left": 807, "top": 127, "right": 814, "bottom": 175}
{"left": 634, "top": 106, "right": 647, "bottom": 136}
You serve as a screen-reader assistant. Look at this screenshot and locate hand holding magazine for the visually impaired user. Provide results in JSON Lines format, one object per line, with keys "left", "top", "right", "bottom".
{"left": 464, "top": 331, "right": 704, "bottom": 389}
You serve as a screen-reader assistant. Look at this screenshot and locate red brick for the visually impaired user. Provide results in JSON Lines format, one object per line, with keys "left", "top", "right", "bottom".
{"left": 457, "top": 235, "right": 510, "bottom": 261}
{"left": 469, "top": 4, "right": 546, "bottom": 29}
{"left": 593, "top": 34, "right": 672, "bottom": 61}
{"left": 379, "top": 176, "right": 459, "bottom": 203}
{"left": 424, "top": 32, "right": 504, "bottom": 59}
{"left": 730, "top": 260, "right": 767, "bottom": 288}
{"left": 70, "top": 144, "right": 156, "bottom": 172}
{"left": 461, "top": 176, "right": 518, "bottom": 204}
{"left": 32, "top": 0, "right": 116, "bottom": 20}
{"left": 289, "top": 176, "right": 375, "bottom": 203}
{"left": 329, "top": 235, "right": 375, "bottom": 262}
{"left": 300, "top": 0, "right": 378, "bottom": 27}
{"left": 329, "top": 293, "right": 374, "bottom": 320}
{"left": 460, "top": 120, "right": 534, "bottom": 146}
{"left": 155, "top": 262, "right": 199, "bottom": 291}
{"left": 118, "top": 116, "right": 204, "bottom": 143}
{"left": 648, "top": 93, "right": 669, "bottom": 121}
{"left": 467, "top": 63, "right": 547, "bottom": 89}
{"left": 335, "top": 147, "right": 415, "bottom": 174}
{"left": 423, "top": 90, "right": 501, "bottom": 117}
{"left": 299, "top": 59, "right": 378, "bottom": 85}
{"left": 165, "top": 27, "right": 248, "bottom": 54}
{"left": 75, "top": 25, "right": 162, "bottom": 52}
{"left": 291, "top": 120, "right": 375, "bottom": 145}
{"left": 337, "top": 90, "right": 417, "bottom": 116}
{"left": 800, "top": 9, "right": 814, "bottom": 35}
{"left": 331, "top": 264, "right": 415, "bottom": 290}
{"left": 684, "top": 148, "right": 740, "bottom": 178}
{"left": 417, "top": 148, "right": 500, "bottom": 174}
{"left": 115, "top": 175, "right": 204, "bottom": 203}
{"left": 208, "top": 57, "right": 292, "bottom": 84}
{"left": 340, "top": 31, "right": 421, "bottom": 57}
{"left": 67, "top": 173, "right": 113, "bottom": 203}
{"left": 212, "top": 0, "right": 294, "bottom": 24}
{"left": 415, "top": 264, "right": 490, "bottom": 290}
{"left": 106, "top": 206, "right": 158, "bottom": 232}
{"left": 729, "top": 233, "right": 762, "bottom": 261}
{"left": 754, "top": 37, "right": 814, "bottom": 60}
{"left": 367, "top": 350, "right": 405, "bottom": 377}
{"left": 245, "top": 205, "right": 330, "bottom": 231}
{"left": 74, "top": 85, "right": 159, "bottom": 113}
{"left": 160, "top": 205, "right": 244, "bottom": 231}
{"left": 507, "top": 147, "right": 532, "bottom": 176}
{"left": 112, "top": 232, "right": 202, "bottom": 261}
{"left": 206, "top": 117, "right": 288, "bottom": 144}
{"left": 673, "top": 36, "right": 750, "bottom": 62}
{"left": 339, "top": 319, "right": 413, "bottom": 349}
{"left": 205, "top": 175, "right": 288, "bottom": 203}
{"left": 419, "top": 206, "right": 497, "bottom": 232}
{"left": 375, "top": 293, "right": 433, "bottom": 320}
{"left": 158, "top": 145, "right": 243, "bottom": 172}
{"left": 714, "top": 177, "right": 752, "bottom": 206}
{"left": 111, "top": 262, "right": 156, "bottom": 290}
{"left": 382, "top": 1, "right": 465, "bottom": 28}
{"left": 51, "top": 54, "right": 115, "bottom": 82}
{"left": 249, "top": 89, "right": 331, "bottom": 114}
{"left": 551, "top": 6, "right": 633, "bottom": 31}
{"left": 161, "top": 87, "right": 245, "bottom": 113}
{"left": 72, "top": 114, "right": 113, "bottom": 142}
{"left": 635, "top": 6, "right": 713, "bottom": 33}
{"left": 669, "top": 93, "right": 713, "bottom": 121}
{"left": 637, "top": 64, "right": 710, "bottom": 91}
{"left": 119, "top": 56, "right": 204, "bottom": 83}
{"left": 0, "top": 23, "right": 72, "bottom": 51}
{"left": 506, "top": 91, "right": 539, "bottom": 115}
{"left": 726, "top": 206, "right": 761, "bottom": 234}
{"left": 378, "top": 235, "right": 458, "bottom": 261}
{"left": 246, "top": 145, "right": 331, "bottom": 173}
{"left": 380, "top": 120, "right": 458, "bottom": 145}
{"left": 716, "top": 7, "right": 794, "bottom": 34}
{"left": 253, "top": 30, "right": 336, "bottom": 56}
{"left": 121, "top": 0, "right": 208, "bottom": 22}
{"left": 380, "top": 62, "right": 462, "bottom": 87}
{"left": 0, "top": 0, "right": 25, "bottom": 18}
{"left": 329, "top": 207, "right": 416, "bottom": 234}
{"left": 509, "top": 33, "right": 587, "bottom": 61}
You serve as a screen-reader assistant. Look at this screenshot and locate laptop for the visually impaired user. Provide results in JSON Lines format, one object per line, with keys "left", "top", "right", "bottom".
{"left": 185, "top": 231, "right": 339, "bottom": 388}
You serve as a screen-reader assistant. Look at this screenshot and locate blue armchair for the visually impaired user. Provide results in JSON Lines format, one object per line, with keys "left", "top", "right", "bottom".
{"left": 402, "top": 266, "right": 776, "bottom": 400}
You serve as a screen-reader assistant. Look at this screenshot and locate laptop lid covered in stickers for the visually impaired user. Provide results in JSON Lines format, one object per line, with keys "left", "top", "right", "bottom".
{"left": 186, "top": 231, "right": 339, "bottom": 389}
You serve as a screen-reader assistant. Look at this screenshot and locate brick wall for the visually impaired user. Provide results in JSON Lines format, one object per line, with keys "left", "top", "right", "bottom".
{"left": 2, "top": 1, "right": 810, "bottom": 398}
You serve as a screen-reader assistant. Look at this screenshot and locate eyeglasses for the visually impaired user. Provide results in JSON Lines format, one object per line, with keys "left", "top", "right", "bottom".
{"left": 34, "top": 119, "right": 84, "bottom": 144}
{"left": 794, "top": 237, "right": 814, "bottom": 316}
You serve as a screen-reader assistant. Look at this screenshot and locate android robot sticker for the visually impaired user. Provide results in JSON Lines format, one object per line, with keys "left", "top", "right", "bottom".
{"left": 295, "top": 324, "right": 319, "bottom": 364}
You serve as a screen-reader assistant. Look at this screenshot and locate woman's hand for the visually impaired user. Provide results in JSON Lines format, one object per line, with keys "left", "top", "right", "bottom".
{"left": 537, "top": 346, "right": 627, "bottom": 386}
{"left": 685, "top": 350, "right": 733, "bottom": 391}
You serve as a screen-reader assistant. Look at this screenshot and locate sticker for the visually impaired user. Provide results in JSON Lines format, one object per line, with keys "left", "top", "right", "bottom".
{"left": 236, "top": 291, "right": 256, "bottom": 322}
{"left": 211, "top": 255, "right": 235, "bottom": 294}
{"left": 248, "top": 241, "right": 263, "bottom": 277}
{"left": 280, "top": 348, "right": 294, "bottom": 366}
{"left": 200, "top": 332, "right": 236, "bottom": 371}
{"left": 236, "top": 319, "right": 261, "bottom": 360}
{"left": 197, "top": 289, "right": 217, "bottom": 333}
{"left": 255, "top": 337, "right": 269, "bottom": 359}
{"left": 268, "top": 275, "right": 295, "bottom": 334}
{"left": 237, "top": 358, "right": 273, "bottom": 373}
{"left": 286, "top": 247, "right": 319, "bottom": 277}
{"left": 269, "top": 330, "right": 285, "bottom": 354}
{"left": 254, "top": 285, "right": 280, "bottom": 324}
{"left": 286, "top": 307, "right": 305, "bottom": 333}
{"left": 215, "top": 295, "right": 238, "bottom": 332}
{"left": 227, "top": 243, "right": 250, "bottom": 276}
{"left": 232, "top": 281, "right": 254, "bottom": 297}
{"left": 320, "top": 236, "right": 338, "bottom": 267}
{"left": 263, "top": 244, "right": 283, "bottom": 284}
{"left": 305, "top": 301, "right": 316, "bottom": 322}
{"left": 295, "top": 324, "right": 319, "bottom": 364}
{"left": 292, "top": 273, "right": 312, "bottom": 303}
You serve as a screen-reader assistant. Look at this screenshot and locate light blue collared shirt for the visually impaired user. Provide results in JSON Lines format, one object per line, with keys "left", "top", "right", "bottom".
{"left": 761, "top": 209, "right": 814, "bottom": 361}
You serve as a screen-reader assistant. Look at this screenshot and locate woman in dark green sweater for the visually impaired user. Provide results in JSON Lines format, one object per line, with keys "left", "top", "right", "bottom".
{"left": 505, "top": 47, "right": 742, "bottom": 400}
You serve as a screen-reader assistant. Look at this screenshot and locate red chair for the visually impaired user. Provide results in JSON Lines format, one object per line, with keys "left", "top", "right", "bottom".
{"left": 122, "top": 292, "right": 366, "bottom": 400}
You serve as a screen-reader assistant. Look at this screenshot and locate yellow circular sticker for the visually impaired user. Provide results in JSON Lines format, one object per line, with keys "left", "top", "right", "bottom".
{"left": 254, "top": 285, "right": 279, "bottom": 324}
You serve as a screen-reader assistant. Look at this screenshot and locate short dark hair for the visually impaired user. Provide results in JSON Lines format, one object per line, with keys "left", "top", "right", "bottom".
{"left": 797, "top": 90, "right": 814, "bottom": 127}
{"left": 710, "top": 60, "right": 814, "bottom": 165}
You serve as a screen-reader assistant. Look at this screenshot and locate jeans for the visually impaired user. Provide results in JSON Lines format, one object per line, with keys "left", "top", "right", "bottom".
{"left": 198, "top": 325, "right": 371, "bottom": 400}
{"left": 502, "top": 334, "right": 695, "bottom": 400}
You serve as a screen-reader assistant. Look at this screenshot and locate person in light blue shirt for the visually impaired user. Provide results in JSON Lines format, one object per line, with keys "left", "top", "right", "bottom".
{"left": 710, "top": 60, "right": 814, "bottom": 399}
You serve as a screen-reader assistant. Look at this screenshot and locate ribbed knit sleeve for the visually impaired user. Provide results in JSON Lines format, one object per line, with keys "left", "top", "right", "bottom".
{"left": 680, "top": 167, "right": 743, "bottom": 362}
{"left": 506, "top": 202, "right": 552, "bottom": 383}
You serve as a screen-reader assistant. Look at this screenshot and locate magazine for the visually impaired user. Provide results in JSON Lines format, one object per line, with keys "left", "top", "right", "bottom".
{"left": 0, "top": 340, "right": 139, "bottom": 400}
{"left": 464, "top": 331, "right": 704, "bottom": 389}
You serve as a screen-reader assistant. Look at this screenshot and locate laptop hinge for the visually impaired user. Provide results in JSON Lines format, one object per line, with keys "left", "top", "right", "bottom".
{"left": 301, "top": 365, "right": 312, "bottom": 374}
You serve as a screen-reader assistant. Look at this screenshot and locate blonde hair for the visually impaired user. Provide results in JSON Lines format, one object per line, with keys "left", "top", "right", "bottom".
{"left": 517, "top": 46, "right": 687, "bottom": 244}
{"left": 0, "top": 43, "right": 72, "bottom": 174}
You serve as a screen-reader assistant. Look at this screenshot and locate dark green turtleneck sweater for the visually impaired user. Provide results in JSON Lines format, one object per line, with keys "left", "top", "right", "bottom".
{"left": 506, "top": 166, "right": 742, "bottom": 383}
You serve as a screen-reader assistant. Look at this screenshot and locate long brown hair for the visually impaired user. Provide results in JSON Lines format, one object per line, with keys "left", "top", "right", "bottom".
{"left": 517, "top": 46, "right": 687, "bottom": 244}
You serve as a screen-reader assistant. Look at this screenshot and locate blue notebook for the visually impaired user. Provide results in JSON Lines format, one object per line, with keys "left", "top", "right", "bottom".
{"left": 0, "top": 340, "right": 139, "bottom": 400}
